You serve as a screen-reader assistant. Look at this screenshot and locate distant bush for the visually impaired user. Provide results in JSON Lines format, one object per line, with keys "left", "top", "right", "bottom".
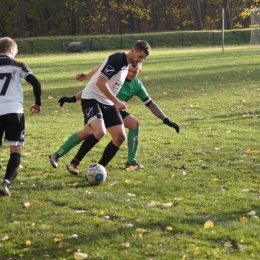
{"left": 15, "top": 29, "right": 251, "bottom": 54}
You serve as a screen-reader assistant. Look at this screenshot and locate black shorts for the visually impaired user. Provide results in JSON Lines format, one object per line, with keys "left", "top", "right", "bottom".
{"left": 0, "top": 113, "right": 25, "bottom": 147}
{"left": 119, "top": 110, "right": 130, "bottom": 119}
{"left": 81, "top": 99, "right": 123, "bottom": 128}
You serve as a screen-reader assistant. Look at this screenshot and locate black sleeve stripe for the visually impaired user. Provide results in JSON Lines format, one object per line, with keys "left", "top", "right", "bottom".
{"left": 142, "top": 97, "right": 152, "bottom": 107}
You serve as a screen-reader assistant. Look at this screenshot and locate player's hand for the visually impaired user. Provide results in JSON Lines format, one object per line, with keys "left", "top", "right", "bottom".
{"left": 115, "top": 100, "right": 127, "bottom": 111}
{"left": 76, "top": 73, "right": 86, "bottom": 81}
{"left": 163, "top": 118, "right": 180, "bottom": 133}
{"left": 30, "top": 104, "right": 41, "bottom": 115}
{"left": 58, "top": 96, "right": 77, "bottom": 107}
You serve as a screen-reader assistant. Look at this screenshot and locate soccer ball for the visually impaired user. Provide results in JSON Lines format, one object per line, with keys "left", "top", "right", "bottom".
{"left": 85, "top": 163, "right": 107, "bottom": 186}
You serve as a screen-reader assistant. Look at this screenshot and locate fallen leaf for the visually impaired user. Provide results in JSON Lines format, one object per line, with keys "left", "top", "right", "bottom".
{"left": 24, "top": 202, "right": 31, "bottom": 208}
{"left": 68, "top": 234, "right": 78, "bottom": 239}
{"left": 135, "top": 228, "right": 146, "bottom": 233}
{"left": 239, "top": 216, "right": 247, "bottom": 222}
{"left": 127, "top": 193, "right": 136, "bottom": 197}
{"left": 165, "top": 226, "right": 173, "bottom": 231}
{"left": 0, "top": 235, "right": 9, "bottom": 241}
{"left": 247, "top": 211, "right": 256, "bottom": 216}
{"left": 162, "top": 202, "right": 173, "bottom": 207}
{"left": 204, "top": 220, "right": 214, "bottom": 228}
{"left": 224, "top": 241, "right": 233, "bottom": 247}
{"left": 25, "top": 240, "right": 31, "bottom": 246}
{"left": 53, "top": 237, "right": 62, "bottom": 242}
{"left": 74, "top": 252, "right": 88, "bottom": 259}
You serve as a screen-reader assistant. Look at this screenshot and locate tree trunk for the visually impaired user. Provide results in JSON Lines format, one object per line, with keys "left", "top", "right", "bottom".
{"left": 190, "top": 0, "right": 203, "bottom": 30}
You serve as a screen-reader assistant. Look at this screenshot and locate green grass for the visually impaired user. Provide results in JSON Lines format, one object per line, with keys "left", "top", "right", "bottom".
{"left": 1, "top": 46, "right": 260, "bottom": 260}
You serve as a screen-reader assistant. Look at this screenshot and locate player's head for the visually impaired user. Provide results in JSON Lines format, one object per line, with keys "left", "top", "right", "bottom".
{"left": 0, "top": 37, "right": 18, "bottom": 58}
{"left": 126, "top": 63, "right": 142, "bottom": 82}
{"left": 127, "top": 40, "right": 151, "bottom": 66}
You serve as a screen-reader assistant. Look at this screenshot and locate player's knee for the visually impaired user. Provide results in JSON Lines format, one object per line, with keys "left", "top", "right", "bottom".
{"left": 94, "top": 129, "right": 106, "bottom": 140}
{"left": 116, "top": 132, "right": 126, "bottom": 145}
{"left": 134, "top": 121, "right": 140, "bottom": 130}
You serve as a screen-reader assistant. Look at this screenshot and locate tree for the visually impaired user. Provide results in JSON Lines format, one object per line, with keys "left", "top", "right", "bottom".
{"left": 190, "top": 0, "right": 203, "bottom": 30}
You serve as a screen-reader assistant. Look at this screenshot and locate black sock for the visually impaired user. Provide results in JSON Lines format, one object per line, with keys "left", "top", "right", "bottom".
{"left": 70, "top": 134, "right": 99, "bottom": 164}
{"left": 5, "top": 153, "right": 21, "bottom": 185}
{"left": 98, "top": 141, "right": 119, "bottom": 167}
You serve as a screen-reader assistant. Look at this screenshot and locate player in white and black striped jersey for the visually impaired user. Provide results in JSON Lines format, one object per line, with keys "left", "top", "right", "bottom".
{"left": 50, "top": 40, "right": 151, "bottom": 175}
{"left": 0, "top": 37, "right": 42, "bottom": 196}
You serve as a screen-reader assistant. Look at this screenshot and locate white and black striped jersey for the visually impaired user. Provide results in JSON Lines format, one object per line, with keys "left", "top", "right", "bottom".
{"left": 0, "top": 55, "right": 32, "bottom": 115}
{"left": 82, "top": 52, "right": 128, "bottom": 105}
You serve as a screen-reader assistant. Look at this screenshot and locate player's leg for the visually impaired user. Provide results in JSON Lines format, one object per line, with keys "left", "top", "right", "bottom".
{"left": 98, "top": 108, "right": 125, "bottom": 167}
{"left": 49, "top": 127, "right": 92, "bottom": 168}
{"left": 67, "top": 99, "right": 105, "bottom": 175}
{"left": 120, "top": 111, "right": 143, "bottom": 169}
{"left": 0, "top": 113, "right": 24, "bottom": 196}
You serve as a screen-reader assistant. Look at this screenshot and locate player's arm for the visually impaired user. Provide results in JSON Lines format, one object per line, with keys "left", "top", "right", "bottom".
{"left": 58, "top": 66, "right": 100, "bottom": 107}
{"left": 96, "top": 75, "right": 127, "bottom": 110}
{"left": 76, "top": 66, "right": 100, "bottom": 81}
{"left": 146, "top": 99, "right": 180, "bottom": 133}
{"left": 25, "top": 74, "right": 42, "bottom": 115}
{"left": 58, "top": 91, "right": 82, "bottom": 107}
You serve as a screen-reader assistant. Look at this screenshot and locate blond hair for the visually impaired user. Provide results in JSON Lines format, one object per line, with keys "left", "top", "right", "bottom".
{"left": 0, "top": 37, "right": 17, "bottom": 53}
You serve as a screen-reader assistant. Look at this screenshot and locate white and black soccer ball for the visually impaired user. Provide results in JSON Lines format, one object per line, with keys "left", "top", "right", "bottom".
{"left": 85, "top": 163, "right": 107, "bottom": 186}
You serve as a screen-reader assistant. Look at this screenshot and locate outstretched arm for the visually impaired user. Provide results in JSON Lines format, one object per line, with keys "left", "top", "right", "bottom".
{"left": 58, "top": 91, "right": 82, "bottom": 107}
{"left": 147, "top": 100, "right": 166, "bottom": 120}
{"left": 76, "top": 66, "right": 100, "bottom": 81}
{"left": 147, "top": 100, "right": 180, "bottom": 133}
{"left": 58, "top": 66, "right": 100, "bottom": 107}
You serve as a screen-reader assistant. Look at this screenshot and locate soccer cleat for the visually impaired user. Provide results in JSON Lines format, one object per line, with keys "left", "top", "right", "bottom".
{"left": 124, "top": 160, "right": 144, "bottom": 170}
{"left": 49, "top": 154, "right": 59, "bottom": 168}
{"left": 0, "top": 182, "right": 11, "bottom": 196}
{"left": 66, "top": 163, "right": 79, "bottom": 176}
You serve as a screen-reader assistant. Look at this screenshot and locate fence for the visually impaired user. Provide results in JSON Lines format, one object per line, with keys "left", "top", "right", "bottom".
{"left": 15, "top": 30, "right": 252, "bottom": 55}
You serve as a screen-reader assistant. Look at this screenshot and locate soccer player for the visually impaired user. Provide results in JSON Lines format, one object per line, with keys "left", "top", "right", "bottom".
{"left": 50, "top": 40, "right": 151, "bottom": 175}
{"left": 0, "top": 37, "right": 42, "bottom": 196}
{"left": 49, "top": 63, "right": 179, "bottom": 174}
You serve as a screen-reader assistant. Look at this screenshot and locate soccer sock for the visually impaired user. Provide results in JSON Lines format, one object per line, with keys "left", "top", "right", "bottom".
{"left": 55, "top": 133, "right": 82, "bottom": 158}
{"left": 98, "top": 141, "right": 119, "bottom": 167}
{"left": 4, "top": 153, "right": 21, "bottom": 185}
{"left": 70, "top": 134, "right": 99, "bottom": 164}
{"left": 127, "top": 128, "right": 139, "bottom": 163}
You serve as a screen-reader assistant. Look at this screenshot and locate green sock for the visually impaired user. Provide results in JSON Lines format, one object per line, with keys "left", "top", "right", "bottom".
{"left": 55, "top": 133, "right": 82, "bottom": 158}
{"left": 127, "top": 128, "right": 139, "bottom": 163}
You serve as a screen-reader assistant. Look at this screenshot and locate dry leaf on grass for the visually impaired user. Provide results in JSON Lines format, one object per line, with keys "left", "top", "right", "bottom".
{"left": 204, "top": 220, "right": 214, "bottom": 228}
{"left": 247, "top": 211, "right": 256, "bottom": 216}
{"left": 74, "top": 252, "right": 88, "bottom": 259}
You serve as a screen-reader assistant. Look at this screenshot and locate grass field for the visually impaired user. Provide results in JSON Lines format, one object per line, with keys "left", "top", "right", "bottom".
{"left": 1, "top": 46, "right": 260, "bottom": 260}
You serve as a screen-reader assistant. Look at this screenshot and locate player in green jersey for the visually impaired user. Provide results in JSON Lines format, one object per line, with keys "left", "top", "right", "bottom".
{"left": 49, "top": 63, "right": 179, "bottom": 174}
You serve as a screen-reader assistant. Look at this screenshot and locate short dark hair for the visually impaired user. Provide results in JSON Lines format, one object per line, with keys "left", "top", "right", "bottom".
{"left": 132, "top": 40, "right": 151, "bottom": 56}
